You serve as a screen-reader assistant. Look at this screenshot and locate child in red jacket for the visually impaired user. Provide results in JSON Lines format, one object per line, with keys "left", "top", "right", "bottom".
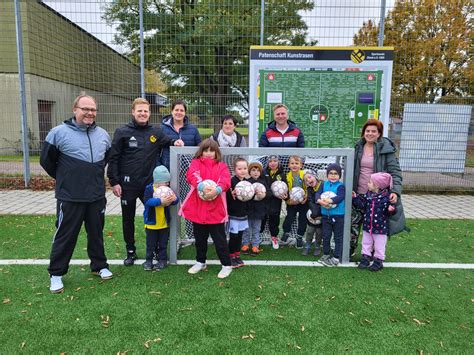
{"left": 179, "top": 139, "right": 233, "bottom": 279}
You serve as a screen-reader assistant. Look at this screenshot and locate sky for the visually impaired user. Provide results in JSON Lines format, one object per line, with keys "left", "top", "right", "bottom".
{"left": 43, "top": 0, "right": 396, "bottom": 52}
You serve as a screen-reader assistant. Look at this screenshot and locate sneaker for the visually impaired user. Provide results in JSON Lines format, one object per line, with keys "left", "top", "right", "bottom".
{"left": 369, "top": 258, "right": 384, "bottom": 272}
{"left": 49, "top": 275, "right": 64, "bottom": 294}
{"left": 280, "top": 233, "right": 290, "bottom": 245}
{"left": 143, "top": 260, "right": 154, "bottom": 271}
{"left": 123, "top": 251, "right": 137, "bottom": 266}
{"left": 301, "top": 242, "right": 311, "bottom": 256}
{"left": 358, "top": 255, "right": 370, "bottom": 270}
{"left": 155, "top": 260, "right": 168, "bottom": 270}
{"left": 217, "top": 265, "right": 232, "bottom": 279}
{"left": 188, "top": 262, "right": 207, "bottom": 274}
{"left": 235, "top": 256, "right": 245, "bottom": 267}
{"left": 231, "top": 257, "right": 240, "bottom": 269}
{"left": 271, "top": 236, "right": 280, "bottom": 250}
{"left": 329, "top": 257, "right": 340, "bottom": 267}
{"left": 296, "top": 237, "right": 304, "bottom": 249}
{"left": 250, "top": 246, "right": 260, "bottom": 256}
{"left": 241, "top": 245, "right": 250, "bottom": 255}
{"left": 313, "top": 246, "right": 321, "bottom": 257}
{"left": 93, "top": 268, "right": 113, "bottom": 280}
{"left": 318, "top": 255, "right": 332, "bottom": 267}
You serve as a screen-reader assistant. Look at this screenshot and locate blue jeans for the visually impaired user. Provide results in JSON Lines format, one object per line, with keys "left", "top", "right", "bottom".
{"left": 145, "top": 228, "right": 170, "bottom": 262}
{"left": 242, "top": 218, "right": 262, "bottom": 246}
{"left": 322, "top": 215, "right": 344, "bottom": 260}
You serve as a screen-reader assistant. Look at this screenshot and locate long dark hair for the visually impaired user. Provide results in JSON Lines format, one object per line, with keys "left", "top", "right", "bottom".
{"left": 194, "top": 138, "right": 222, "bottom": 162}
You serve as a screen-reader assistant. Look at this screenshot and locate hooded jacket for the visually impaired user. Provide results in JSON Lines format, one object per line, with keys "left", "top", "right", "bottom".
{"left": 107, "top": 120, "right": 174, "bottom": 191}
{"left": 40, "top": 117, "right": 111, "bottom": 202}
{"left": 159, "top": 114, "right": 202, "bottom": 169}
{"left": 353, "top": 136, "right": 406, "bottom": 235}
{"left": 259, "top": 120, "right": 305, "bottom": 147}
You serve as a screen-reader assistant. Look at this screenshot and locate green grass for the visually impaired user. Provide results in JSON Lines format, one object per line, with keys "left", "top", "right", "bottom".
{"left": 1, "top": 216, "right": 472, "bottom": 263}
{"left": 0, "top": 155, "right": 40, "bottom": 162}
{"left": 1, "top": 266, "right": 472, "bottom": 353}
{"left": 0, "top": 216, "right": 473, "bottom": 352}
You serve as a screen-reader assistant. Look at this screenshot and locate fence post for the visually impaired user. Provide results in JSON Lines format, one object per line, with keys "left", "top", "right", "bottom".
{"left": 260, "top": 0, "right": 265, "bottom": 45}
{"left": 139, "top": 0, "right": 145, "bottom": 98}
{"left": 378, "top": 0, "right": 387, "bottom": 46}
{"left": 14, "top": 0, "right": 30, "bottom": 188}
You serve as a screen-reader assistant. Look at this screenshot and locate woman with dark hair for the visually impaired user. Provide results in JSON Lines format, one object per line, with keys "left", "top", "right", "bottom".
{"left": 351, "top": 119, "right": 406, "bottom": 257}
{"left": 159, "top": 100, "right": 202, "bottom": 169}
{"left": 211, "top": 114, "right": 246, "bottom": 147}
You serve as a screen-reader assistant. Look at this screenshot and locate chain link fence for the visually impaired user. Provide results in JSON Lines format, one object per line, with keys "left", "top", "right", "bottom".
{"left": 0, "top": 0, "right": 472, "bottom": 192}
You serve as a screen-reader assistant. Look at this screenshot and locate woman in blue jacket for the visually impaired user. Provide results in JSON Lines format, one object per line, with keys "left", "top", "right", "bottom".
{"left": 158, "top": 100, "right": 202, "bottom": 169}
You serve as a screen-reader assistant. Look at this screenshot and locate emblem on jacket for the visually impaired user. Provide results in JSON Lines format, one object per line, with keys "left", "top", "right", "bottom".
{"left": 129, "top": 136, "right": 138, "bottom": 148}
{"left": 150, "top": 135, "right": 157, "bottom": 143}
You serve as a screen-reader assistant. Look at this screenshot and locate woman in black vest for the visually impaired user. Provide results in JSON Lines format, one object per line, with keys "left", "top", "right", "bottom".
{"left": 211, "top": 114, "right": 246, "bottom": 148}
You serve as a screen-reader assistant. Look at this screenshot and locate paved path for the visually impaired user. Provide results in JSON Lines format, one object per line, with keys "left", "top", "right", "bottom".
{"left": 0, "top": 190, "right": 473, "bottom": 219}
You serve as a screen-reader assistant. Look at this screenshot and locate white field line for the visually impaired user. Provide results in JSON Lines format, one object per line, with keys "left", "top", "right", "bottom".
{"left": 1, "top": 259, "right": 474, "bottom": 269}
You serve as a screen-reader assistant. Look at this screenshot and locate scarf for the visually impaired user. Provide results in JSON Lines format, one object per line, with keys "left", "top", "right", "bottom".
{"left": 217, "top": 130, "right": 237, "bottom": 147}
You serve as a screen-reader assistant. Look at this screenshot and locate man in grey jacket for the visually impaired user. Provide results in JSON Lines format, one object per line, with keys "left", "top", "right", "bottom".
{"left": 40, "top": 94, "right": 113, "bottom": 294}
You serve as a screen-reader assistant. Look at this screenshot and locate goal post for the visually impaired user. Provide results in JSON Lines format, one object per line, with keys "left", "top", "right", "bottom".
{"left": 169, "top": 146, "right": 355, "bottom": 264}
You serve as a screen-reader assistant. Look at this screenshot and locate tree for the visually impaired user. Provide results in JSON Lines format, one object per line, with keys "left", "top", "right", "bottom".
{"left": 104, "top": 0, "right": 315, "bottom": 123}
{"left": 353, "top": 0, "right": 473, "bottom": 108}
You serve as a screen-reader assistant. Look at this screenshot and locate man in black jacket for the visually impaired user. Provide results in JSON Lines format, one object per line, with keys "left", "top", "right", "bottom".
{"left": 107, "top": 98, "right": 183, "bottom": 265}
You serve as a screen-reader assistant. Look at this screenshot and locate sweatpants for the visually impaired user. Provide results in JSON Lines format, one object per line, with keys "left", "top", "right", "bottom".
{"left": 283, "top": 204, "right": 308, "bottom": 236}
{"left": 242, "top": 218, "right": 263, "bottom": 247}
{"left": 361, "top": 230, "right": 387, "bottom": 261}
{"left": 322, "top": 215, "right": 344, "bottom": 260}
{"left": 48, "top": 199, "right": 108, "bottom": 276}
{"left": 145, "top": 228, "right": 170, "bottom": 262}
{"left": 305, "top": 224, "right": 323, "bottom": 245}
{"left": 193, "top": 223, "right": 231, "bottom": 266}
{"left": 121, "top": 189, "right": 145, "bottom": 252}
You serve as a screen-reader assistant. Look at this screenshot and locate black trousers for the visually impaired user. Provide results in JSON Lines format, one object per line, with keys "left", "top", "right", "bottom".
{"left": 193, "top": 223, "right": 231, "bottom": 266}
{"left": 261, "top": 214, "right": 280, "bottom": 237}
{"left": 283, "top": 204, "right": 308, "bottom": 236}
{"left": 48, "top": 199, "right": 108, "bottom": 276}
{"left": 322, "top": 215, "right": 344, "bottom": 260}
{"left": 121, "top": 189, "right": 145, "bottom": 252}
{"left": 228, "top": 231, "right": 243, "bottom": 254}
{"left": 145, "top": 228, "right": 170, "bottom": 262}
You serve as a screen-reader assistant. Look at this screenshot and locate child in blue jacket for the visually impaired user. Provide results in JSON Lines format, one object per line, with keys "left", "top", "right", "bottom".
{"left": 352, "top": 172, "right": 396, "bottom": 272}
{"left": 143, "top": 166, "right": 179, "bottom": 271}
{"left": 316, "top": 163, "right": 345, "bottom": 267}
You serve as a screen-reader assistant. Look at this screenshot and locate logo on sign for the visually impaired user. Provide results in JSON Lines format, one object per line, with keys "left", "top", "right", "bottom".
{"left": 351, "top": 49, "right": 366, "bottom": 64}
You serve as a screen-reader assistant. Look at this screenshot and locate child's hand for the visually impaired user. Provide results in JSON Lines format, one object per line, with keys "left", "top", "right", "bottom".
{"left": 388, "top": 205, "right": 395, "bottom": 213}
{"left": 231, "top": 188, "right": 237, "bottom": 200}
{"left": 161, "top": 194, "right": 175, "bottom": 206}
{"left": 204, "top": 186, "right": 218, "bottom": 200}
{"left": 301, "top": 196, "right": 307, "bottom": 204}
{"left": 287, "top": 199, "right": 297, "bottom": 205}
{"left": 281, "top": 192, "right": 288, "bottom": 200}
{"left": 352, "top": 191, "right": 357, "bottom": 198}
{"left": 256, "top": 191, "right": 266, "bottom": 199}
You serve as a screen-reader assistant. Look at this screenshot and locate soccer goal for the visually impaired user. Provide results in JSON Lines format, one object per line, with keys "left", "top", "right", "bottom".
{"left": 168, "top": 147, "right": 354, "bottom": 264}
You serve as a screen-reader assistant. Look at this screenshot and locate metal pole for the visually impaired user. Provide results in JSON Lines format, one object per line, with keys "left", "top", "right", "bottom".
{"left": 378, "top": 0, "right": 387, "bottom": 46}
{"left": 139, "top": 0, "right": 145, "bottom": 98}
{"left": 14, "top": 0, "right": 30, "bottom": 188}
{"left": 260, "top": 0, "right": 265, "bottom": 46}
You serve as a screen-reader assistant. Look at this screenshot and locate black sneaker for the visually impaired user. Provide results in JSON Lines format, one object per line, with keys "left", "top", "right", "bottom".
{"left": 124, "top": 252, "right": 137, "bottom": 266}
{"left": 296, "top": 237, "right": 304, "bottom": 249}
{"left": 358, "top": 255, "right": 370, "bottom": 270}
{"left": 143, "top": 260, "right": 154, "bottom": 271}
{"left": 235, "top": 256, "right": 245, "bottom": 266}
{"left": 155, "top": 260, "right": 167, "bottom": 270}
{"left": 369, "top": 258, "right": 383, "bottom": 272}
{"left": 280, "top": 233, "right": 290, "bottom": 245}
{"left": 231, "top": 257, "right": 240, "bottom": 269}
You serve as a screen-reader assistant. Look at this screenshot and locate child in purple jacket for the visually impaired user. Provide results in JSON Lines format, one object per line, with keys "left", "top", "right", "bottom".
{"left": 352, "top": 172, "right": 396, "bottom": 272}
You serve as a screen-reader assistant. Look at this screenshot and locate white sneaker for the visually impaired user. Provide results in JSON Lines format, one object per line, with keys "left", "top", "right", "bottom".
{"left": 217, "top": 265, "right": 232, "bottom": 279}
{"left": 94, "top": 268, "right": 113, "bottom": 280}
{"left": 271, "top": 237, "right": 280, "bottom": 250}
{"left": 188, "top": 262, "right": 207, "bottom": 274}
{"left": 49, "top": 275, "right": 64, "bottom": 293}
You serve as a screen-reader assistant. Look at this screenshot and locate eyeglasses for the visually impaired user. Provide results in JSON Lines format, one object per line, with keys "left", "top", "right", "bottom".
{"left": 76, "top": 107, "right": 98, "bottom": 113}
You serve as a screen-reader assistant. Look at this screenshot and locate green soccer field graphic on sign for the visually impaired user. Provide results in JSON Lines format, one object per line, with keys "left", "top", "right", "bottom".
{"left": 258, "top": 70, "right": 383, "bottom": 148}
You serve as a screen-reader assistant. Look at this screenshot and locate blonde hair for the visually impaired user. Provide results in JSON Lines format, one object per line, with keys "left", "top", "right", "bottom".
{"left": 132, "top": 97, "right": 150, "bottom": 109}
{"left": 289, "top": 155, "right": 303, "bottom": 165}
{"left": 273, "top": 104, "right": 288, "bottom": 113}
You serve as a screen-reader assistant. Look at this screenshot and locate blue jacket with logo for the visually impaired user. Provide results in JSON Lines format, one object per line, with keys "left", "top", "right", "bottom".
{"left": 315, "top": 180, "right": 346, "bottom": 217}
{"left": 40, "top": 117, "right": 111, "bottom": 202}
{"left": 107, "top": 120, "right": 174, "bottom": 191}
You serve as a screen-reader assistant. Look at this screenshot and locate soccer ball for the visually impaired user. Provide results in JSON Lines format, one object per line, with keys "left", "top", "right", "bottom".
{"left": 271, "top": 180, "right": 288, "bottom": 199}
{"left": 252, "top": 182, "right": 266, "bottom": 201}
{"left": 306, "top": 209, "right": 322, "bottom": 225}
{"left": 289, "top": 187, "right": 306, "bottom": 203}
{"left": 153, "top": 186, "right": 175, "bottom": 201}
{"left": 235, "top": 180, "right": 255, "bottom": 201}
{"left": 198, "top": 179, "right": 218, "bottom": 201}
{"left": 320, "top": 191, "right": 337, "bottom": 208}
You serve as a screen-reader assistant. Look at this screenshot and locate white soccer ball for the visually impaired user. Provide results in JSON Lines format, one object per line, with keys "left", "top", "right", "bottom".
{"left": 320, "top": 191, "right": 337, "bottom": 208}
{"left": 271, "top": 180, "right": 288, "bottom": 199}
{"left": 198, "top": 179, "right": 218, "bottom": 201}
{"left": 252, "top": 182, "right": 266, "bottom": 201}
{"left": 153, "top": 186, "right": 175, "bottom": 206}
{"left": 234, "top": 180, "right": 255, "bottom": 201}
{"left": 306, "top": 209, "right": 322, "bottom": 225}
{"left": 289, "top": 187, "right": 306, "bottom": 203}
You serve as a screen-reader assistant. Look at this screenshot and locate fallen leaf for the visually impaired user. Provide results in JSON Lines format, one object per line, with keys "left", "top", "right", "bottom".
{"left": 2, "top": 298, "right": 10, "bottom": 304}
{"left": 277, "top": 315, "right": 284, "bottom": 319}
{"left": 413, "top": 318, "right": 425, "bottom": 326}
{"left": 20, "top": 341, "right": 26, "bottom": 349}
{"left": 255, "top": 296, "right": 261, "bottom": 301}
{"left": 295, "top": 345, "right": 301, "bottom": 350}
{"left": 300, "top": 324, "right": 305, "bottom": 332}
{"left": 101, "top": 315, "right": 110, "bottom": 328}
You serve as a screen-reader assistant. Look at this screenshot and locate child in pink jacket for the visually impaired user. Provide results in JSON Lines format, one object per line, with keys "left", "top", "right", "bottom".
{"left": 179, "top": 139, "right": 233, "bottom": 279}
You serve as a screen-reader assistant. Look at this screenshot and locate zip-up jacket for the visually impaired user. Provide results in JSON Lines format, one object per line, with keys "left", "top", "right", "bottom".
{"left": 263, "top": 167, "right": 283, "bottom": 215}
{"left": 40, "top": 117, "right": 111, "bottom": 202}
{"left": 259, "top": 120, "right": 305, "bottom": 147}
{"left": 307, "top": 181, "right": 322, "bottom": 219}
{"left": 352, "top": 190, "right": 395, "bottom": 235}
{"left": 159, "top": 115, "right": 202, "bottom": 169}
{"left": 143, "top": 183, "right": 180, "bottom": 226}
{"left": 283, "top": 170, "right": 307, "bottom": 204}
{"left": 246, "top": 176, "right": 269, "bottom": 220}
{"left": 315, "top": 180, "right": 346, "bottom": 216}
{"left": 227, "top": 176, "right": 249, "bottom": 220}
{"left": 107, "top": 120, "right": 174, "bottom": 191}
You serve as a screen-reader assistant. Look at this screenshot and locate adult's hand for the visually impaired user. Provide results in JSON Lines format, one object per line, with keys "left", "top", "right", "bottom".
{"left": 390, "top": 193, "right": 398, "bottom": 204}
{"left": 174, "top": 139, "right": 184, "bottom": 146}
{"left": 112, "top": 184, "right": 122, "bottom": 197}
